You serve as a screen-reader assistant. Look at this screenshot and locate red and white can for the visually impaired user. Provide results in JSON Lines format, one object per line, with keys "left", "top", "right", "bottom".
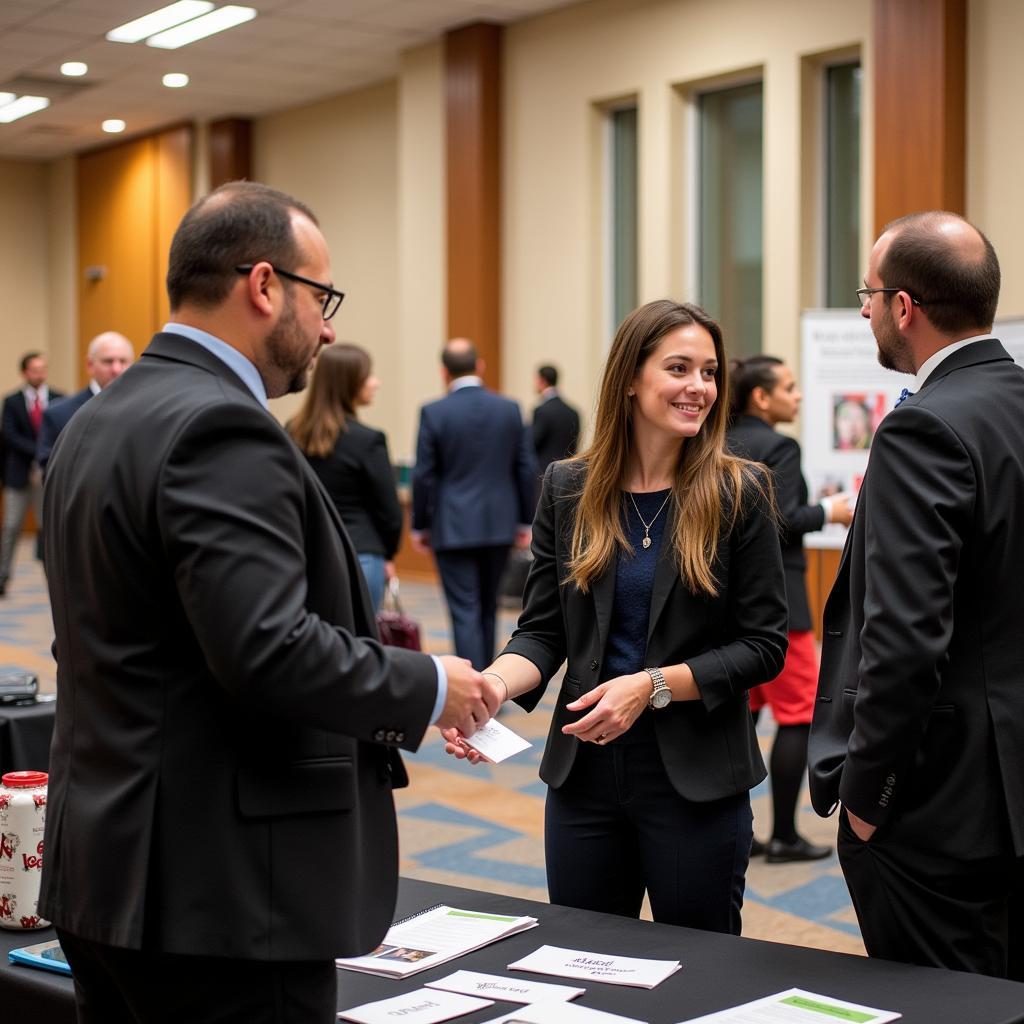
{"left": 0, "top": 771, "right": 49, "bottom": 930}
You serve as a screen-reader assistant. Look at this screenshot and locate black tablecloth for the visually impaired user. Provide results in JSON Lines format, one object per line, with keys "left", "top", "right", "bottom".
{"left": 3, "top": 877, "right": 1024, "bottom": 1023}
{"left": 0, "top": 699, "right": 55, "bottom": 774}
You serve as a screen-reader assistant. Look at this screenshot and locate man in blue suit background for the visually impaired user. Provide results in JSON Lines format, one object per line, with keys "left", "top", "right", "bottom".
{"left": 413, "top": 339, "right": 536, "bottom": 668}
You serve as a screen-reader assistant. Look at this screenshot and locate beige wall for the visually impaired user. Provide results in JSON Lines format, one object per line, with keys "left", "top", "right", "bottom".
{"left": 253, "top": 80, "right": 402, "bottom": 440}
{"left": 45, "top": 157, "right": 78, "bottom": 390}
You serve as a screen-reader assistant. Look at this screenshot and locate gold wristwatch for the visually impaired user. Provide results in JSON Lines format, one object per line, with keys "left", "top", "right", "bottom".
{"left": 645, "top": 666, "right": 671, "bottom": 709}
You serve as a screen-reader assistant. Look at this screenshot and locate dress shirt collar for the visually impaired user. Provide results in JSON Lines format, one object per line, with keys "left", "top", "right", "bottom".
{"left": 539, "top": 386, "right": 558, "bottom": 403}
{"left": 162, "top": 322, "right": 268, "bottom": 408}
{"left": 22, "top": 384, "right": 48, "bottom": 405}
{"left": 88, "top": 379, "right": 101, "bottom": 397}
{"left": 449, "top": 375, "right": 483, "bottom": 392}
{"left": 914, "top": 333, "right": 996, "bottom": 391}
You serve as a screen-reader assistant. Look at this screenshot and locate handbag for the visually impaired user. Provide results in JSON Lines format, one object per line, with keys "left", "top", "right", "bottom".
{"left": 375, "top": 577, "right": 422, "bottom": 651}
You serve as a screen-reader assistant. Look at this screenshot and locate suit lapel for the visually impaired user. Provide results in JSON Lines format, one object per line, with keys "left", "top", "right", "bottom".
{"left": 591, "top": 556, "right": 616, "bottom": 663}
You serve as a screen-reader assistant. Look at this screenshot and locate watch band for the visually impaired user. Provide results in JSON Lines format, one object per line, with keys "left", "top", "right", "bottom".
{"left": 645, "top": 666, "right": 671, "bottom": 709}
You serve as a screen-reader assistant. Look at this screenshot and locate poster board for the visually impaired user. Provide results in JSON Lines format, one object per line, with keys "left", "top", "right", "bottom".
{"left": 799, "top": 310, "right": 1024, "bottom": 549}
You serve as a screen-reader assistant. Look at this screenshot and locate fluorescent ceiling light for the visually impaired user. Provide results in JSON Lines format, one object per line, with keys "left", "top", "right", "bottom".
{"left": 146, "top": 5, "right": 256, "bottom": 49}
{"left": 102, "top": 119, "right": 126, "bottom": 133}
{"left": 107, "top": 1, "right": 214, "bottom": 44}
{"left": 60, "top": 62, "right": 89, "bottom": 77}
{"left": 162, "top": 73, "right": 190, "bottom": 88}
{"left": 0, "top": 96, "right": 51, "bottom": 124}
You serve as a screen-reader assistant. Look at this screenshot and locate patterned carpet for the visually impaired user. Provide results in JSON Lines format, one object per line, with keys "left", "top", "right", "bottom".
{"left": 0, "top": 537, "right": 862, "bottom": 956}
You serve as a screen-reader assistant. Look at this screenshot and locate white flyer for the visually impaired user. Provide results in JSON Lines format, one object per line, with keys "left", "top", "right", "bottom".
{"left": 427, "top": 969, "right": 584, "bottom": 1003}
{"left": 508, "top": 945, "right": 680, "bottom": 989}
{"left": 481, "top": 1000, "right": 647, "bottom": 1024}
{"left": 459, "top": 718, "right": 532, "bottom": 763}
{"left": 677, "top": 988, "right": 900, "bottom": 1023}
{"left": 338, "top": 988, "right": 493, "bottom": 1024}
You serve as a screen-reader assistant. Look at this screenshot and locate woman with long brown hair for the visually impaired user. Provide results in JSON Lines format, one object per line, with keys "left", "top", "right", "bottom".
{"left": 288, "top": 343, "right": 402, "bottom": 609}
{"left": 443, "top": 299, "right": 787, "bottom": 933}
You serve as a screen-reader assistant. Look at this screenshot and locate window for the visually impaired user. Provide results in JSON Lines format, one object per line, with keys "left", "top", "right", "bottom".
{"left": 699, "top": 81, "right": 763, "bottom": 357}
{"left": 608, "top": 105, "right": 638, "bottom": 331}
{"left": 825, "top": 63, "right": 861, "bottom": 307}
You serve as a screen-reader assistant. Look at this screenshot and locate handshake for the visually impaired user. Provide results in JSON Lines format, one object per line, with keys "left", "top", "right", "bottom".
{"left": 434, "top": 656, "right": 504, "bottom": 737}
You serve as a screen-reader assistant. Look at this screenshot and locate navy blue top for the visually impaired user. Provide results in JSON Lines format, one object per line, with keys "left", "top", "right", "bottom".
{"left": 602, "top": 488, "right": 672, "bottom": 743}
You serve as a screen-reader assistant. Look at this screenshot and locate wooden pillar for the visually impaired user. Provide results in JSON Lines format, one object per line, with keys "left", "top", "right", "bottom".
{"left": 208, "top": 118, "right": 252, "bottom": 190}
{"left": 445, "top": 23, "right": 502, "bottom": 389}
{"left": 873, "top": 0, "right": 966, "bottom": 233}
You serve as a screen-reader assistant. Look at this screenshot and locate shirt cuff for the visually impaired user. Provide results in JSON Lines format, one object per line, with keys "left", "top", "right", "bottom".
{"left": 429, "top": 655, "right": 448, "bottom": 725}
{"left": 819, "top": 496, "right": 834, "bottom": 522}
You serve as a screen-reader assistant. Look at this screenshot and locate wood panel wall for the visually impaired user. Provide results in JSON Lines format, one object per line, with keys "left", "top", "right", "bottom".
{"left": 209, "top": 118, "right": 252, "bottom": 190}
{"left": 77, "top": 125, "right": 193, "bottom": 380}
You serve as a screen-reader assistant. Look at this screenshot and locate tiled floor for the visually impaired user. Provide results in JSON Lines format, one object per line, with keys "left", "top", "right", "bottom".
{"left": 2, "top": 538, "right": 863, "bottom": 956}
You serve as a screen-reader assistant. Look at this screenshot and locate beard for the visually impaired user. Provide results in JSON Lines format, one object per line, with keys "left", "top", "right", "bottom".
{"left": 873, "top": 304, "right": 915, "bottom": 375}
{"left": 264, "top": 296, "right": 318, "bottom": 397}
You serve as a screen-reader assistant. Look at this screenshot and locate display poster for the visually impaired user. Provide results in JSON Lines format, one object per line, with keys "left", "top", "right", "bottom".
{"left": 799, "top": 311, "right": 1024, "bottom": 549}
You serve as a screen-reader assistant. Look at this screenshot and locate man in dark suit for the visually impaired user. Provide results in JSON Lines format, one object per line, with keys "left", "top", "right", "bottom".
{"left": 412, "top": 339, "right": 536, "bottom": 668}
{"left": 809, "top": 211, "right": 1024, "bottom": 979}
{"left": 0, "top": 351, "right": 62, "bottom": 593}
{"left": 40, "top": 182, "right": 496, "bottom": 1023}
{"left": 36, "top": 331, "right": 135, "bottom": 473}
{"left": 531, "top": 364, "right": 581, "bottom": 478}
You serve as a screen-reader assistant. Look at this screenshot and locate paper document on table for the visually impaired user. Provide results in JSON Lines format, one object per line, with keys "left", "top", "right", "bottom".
{"left": 336, "top": 905, "right": 538, "bottom": 978}
{"left": 480, "top": 999, "right": 646, "bottom": 1024}
{"left": 508, "top": 945, "right": 680, "bottom": 989}
{"left": 677, "top": 988, "right": 900, "bottom": 1023}
{"left": 460, "top": 718, "right": 532, "bottom": 763}
{"left": 338, "top": 988, "right": 492, "bottom": 1024}
{"left": 427, "top": 969, "right": 584, "bottom": 1003}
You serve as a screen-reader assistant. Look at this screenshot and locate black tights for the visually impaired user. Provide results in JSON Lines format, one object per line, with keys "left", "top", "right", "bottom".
{"left": 753, "top": 710, "right": 810, "bottom": 842}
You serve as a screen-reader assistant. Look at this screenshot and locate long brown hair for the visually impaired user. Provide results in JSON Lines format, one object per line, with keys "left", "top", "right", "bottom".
{"left": 567, "top": 299, "right": 769, "bottom": 595}
{"left": 287, "top": 343, "right": 371, "bottom": 457}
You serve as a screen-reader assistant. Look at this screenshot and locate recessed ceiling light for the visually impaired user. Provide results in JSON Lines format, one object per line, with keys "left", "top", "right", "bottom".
{"left": 162, "top": 73, "right": 190, "bottom": 88}
{"left": 146, "top": 5, "right": 256, "bottom": 49}
{"left": 0, "top": 96, "right": 51, "bottom": 124}
{"left": 60, "top": 62, "right": 89, "bottom": 77}
{"left": 106, "top": 1, "right": 214, "bottom": 44}
{"left": 102, "top": 119, "right": 126, "bottom": 133}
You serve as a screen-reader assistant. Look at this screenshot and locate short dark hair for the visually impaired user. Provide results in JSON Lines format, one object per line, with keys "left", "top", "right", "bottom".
{"left": 166, "top": 180, "right": 318, "bottom": 310}
{"left": 537, "top": 364, "right": 558, "bottom": 387}
{"left": 879, "top": 211, "right": 1000, "bottom": 334}
{"left": 728, "top": 355, "right": 783, "bottom": 421}
{"left": 442, "top": 342, "right": 478, "bottom": 378}
{"left": 19, "top": 351, "right": 43, "bottom": 373}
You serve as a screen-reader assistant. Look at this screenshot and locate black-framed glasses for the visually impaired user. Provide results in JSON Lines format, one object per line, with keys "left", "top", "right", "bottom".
{"left": 855, "top": 287, "right": 930, "bottom": 308}
{"left": 236, "top": 264, "right": 345, "bottom": 320}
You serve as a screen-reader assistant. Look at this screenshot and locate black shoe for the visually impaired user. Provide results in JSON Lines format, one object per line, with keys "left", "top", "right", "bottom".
{"left": 765, "top": 836, "right": 832, "bottom": 863}
{"left": 750, "top": 837, "right": 766, "bottom": 857}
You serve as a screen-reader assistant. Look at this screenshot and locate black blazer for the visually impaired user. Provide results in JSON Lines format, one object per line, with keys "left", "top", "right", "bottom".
{"left": 532, "top": 393, "right": 581, "bottom": 478}
{"left": 809, "top": 339, "right": 1024, "bottom": 860}
{"left": 1, "top": 386, "right": 64, "bottom": 486}
{"left": 40, "top": 333, "right": 438, "bottom": 960}
{"left": 305, "top": 417, "right": 403, "bottom": 558}
{"left": 504, "top": 460, "right": 788, "bottom": 801}
{"left": 37, "top": 386, "right": 93, "bottom": 473}
{"left": 727, "top": 414, "right": 825, "bottom": 632}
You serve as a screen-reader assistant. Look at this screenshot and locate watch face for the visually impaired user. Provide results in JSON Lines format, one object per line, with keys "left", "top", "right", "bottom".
{"left": 650, "top": 687, "right": 672, "bottom": 709}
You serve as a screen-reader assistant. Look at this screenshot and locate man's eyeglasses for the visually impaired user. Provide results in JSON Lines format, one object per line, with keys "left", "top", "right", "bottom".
{"left": 855, "top": 287, "right": 933, "bottom": 308}
{"left": 236, "top": 264, "right": 345, "bottom": 321}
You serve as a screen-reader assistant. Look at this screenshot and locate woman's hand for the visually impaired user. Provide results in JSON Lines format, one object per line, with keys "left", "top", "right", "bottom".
{"left": 561, "top": 672, "right": 651, "bottom": 744}
{"left": 439, "top": 726, "right": 487, "bottom": 764}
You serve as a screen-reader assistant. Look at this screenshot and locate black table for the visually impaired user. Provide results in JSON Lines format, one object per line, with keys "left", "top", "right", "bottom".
{"left": 0, "top": 699, "right": 55, "bottom": 774}
{"left": 4, "top": 878, "right": 1024, "bottom": 1023}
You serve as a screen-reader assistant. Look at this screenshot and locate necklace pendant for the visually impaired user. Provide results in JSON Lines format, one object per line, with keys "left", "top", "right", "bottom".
{"left": 642, "top": 536, "right": 652, "bottom": 549}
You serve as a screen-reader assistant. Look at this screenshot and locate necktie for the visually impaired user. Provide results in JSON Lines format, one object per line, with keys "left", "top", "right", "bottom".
{"left": 895, "top": 387, "right": 914, "bottom": 408}
{"left": 29, "top": 394, "right": 42, "bottom": 434}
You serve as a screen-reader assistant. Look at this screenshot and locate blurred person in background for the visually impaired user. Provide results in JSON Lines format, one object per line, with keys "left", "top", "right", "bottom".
{"left": 728, "top": 355, "right": 852, "bottom": 863}
{"left": 289, "top": 342, "right": 402, "bottom": 610}
{"left": 531, "top": 363, "right": 581, "bottom": 479}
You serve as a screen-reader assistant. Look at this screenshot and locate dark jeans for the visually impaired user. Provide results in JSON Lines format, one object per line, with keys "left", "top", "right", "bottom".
{"left": 56, "top": 929, "right": 338, "bottom": 1023}
{"left": 544, "top": 736, "right": 752, "bottom": 934}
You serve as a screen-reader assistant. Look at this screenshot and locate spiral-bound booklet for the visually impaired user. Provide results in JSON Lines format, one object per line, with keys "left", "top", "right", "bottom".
{"left": 336, "top": 905, "right": 538, "bottom": 979}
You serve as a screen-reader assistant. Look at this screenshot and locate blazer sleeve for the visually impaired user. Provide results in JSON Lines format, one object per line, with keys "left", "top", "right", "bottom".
{"left": 685, "top": 477, "right": 789, "bottom": 713}
{"left": 838, "top": 406, "right": 972, "bottom": 826}
{"left": 362, "top": 429, "right": 403, "bottom": 558}
{"left": 157, "top": 402, "right": 436, "bottom": 749}
{"left": 2, "top": 397, "right": 36, "bottom": 459}
{"left": 772, "top": 437, "right": 826, "bottom": 541}
{"left": 531, "top": 403, "right": 550, "bottom": 456}
{"left": 411, "top": 406, "right": 437, "bottom": 533}
{"left": 503, "top": 463, "right": 569, "bottom": 702}
{"left": 36, "top": 405, "right": 62, "bottom": 473}
{"left": 514, "top": 412, "right": 538, "bottom": 524}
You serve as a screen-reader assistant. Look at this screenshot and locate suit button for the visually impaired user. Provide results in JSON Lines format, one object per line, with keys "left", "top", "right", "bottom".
{"left": 589, "top": 659, "right": 599, "bottom": 671}
{"left": 385, "top": 730, "right": 397, "bottom": 742}
{"left": 373, "top": 729, "right": 385, "bottom": 741}
{"left": 395, "top": 732, "right": 405, "bottom": 743}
